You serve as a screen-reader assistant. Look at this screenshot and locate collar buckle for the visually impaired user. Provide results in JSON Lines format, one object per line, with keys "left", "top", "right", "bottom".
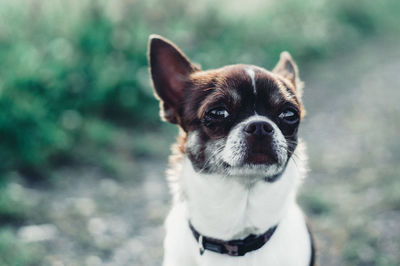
{"left": 198, "top": 235, "right": 205, "bottom": 255}
{"left": 189, "top": 222, "right": 278, "bottom": 257}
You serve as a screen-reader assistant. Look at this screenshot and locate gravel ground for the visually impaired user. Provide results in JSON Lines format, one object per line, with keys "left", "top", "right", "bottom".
{"left": 10, "top": 37, "right": 400, "bottom": 266}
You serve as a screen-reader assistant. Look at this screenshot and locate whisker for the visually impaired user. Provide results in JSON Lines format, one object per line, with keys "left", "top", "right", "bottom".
{"left": 198, "top": 144, "right": 225, "bottom": 174}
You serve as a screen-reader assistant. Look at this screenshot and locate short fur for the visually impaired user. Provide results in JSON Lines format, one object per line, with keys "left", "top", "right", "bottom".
{"left": 148, "top": 34, "right": 315, "bottom": 266}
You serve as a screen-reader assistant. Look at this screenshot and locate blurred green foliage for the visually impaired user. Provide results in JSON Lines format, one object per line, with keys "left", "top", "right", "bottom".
{"left": 0, "top": 228, "right": 42, "bottom": 266}
{"left": 0, "top": 182, "right": 29, "bottom": 224}
{"left": 0, "top": 0, "right": 399, "bottom": 179}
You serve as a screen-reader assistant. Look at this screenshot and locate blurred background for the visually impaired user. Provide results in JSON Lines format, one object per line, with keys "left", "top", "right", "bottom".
{"left": 0, "top": 0, "right": 399, "bottom": 265}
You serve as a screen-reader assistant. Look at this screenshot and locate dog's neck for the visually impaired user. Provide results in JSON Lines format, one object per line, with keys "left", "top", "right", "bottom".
{"left": 177, "top": 151, "right": 304, "bottom": 241}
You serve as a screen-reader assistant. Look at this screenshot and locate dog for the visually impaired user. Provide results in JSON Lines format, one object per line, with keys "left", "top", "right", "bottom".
{"left": 148, "top": 34, "right": 315, "bottom": 266}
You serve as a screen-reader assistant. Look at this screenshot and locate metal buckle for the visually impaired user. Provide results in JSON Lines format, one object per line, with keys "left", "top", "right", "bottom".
{"left": 198, "top": 235, "right": 205, "bottom": 255}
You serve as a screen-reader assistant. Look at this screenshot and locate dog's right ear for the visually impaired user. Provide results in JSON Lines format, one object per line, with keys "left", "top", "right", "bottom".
{"left": 148, "top": 35, "right": 200, "bottom": 124}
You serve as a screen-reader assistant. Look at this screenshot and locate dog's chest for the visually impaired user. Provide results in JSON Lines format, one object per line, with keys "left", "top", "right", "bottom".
{"left": 181, "top": 158, "right": 299, "bottom": 239}
{"left": 164, "top": 201, "right": 311, "bottom": 266}
{"left": 162, "top": 159, "right": 312, "bottom": 266}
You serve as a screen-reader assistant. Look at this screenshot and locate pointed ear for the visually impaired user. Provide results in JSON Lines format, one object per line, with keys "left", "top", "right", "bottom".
{"left": 148, "top": 34, "right": 200, "bottom": 124}
{"left": 273, "top": 51, "right": 303, "bottom": 94}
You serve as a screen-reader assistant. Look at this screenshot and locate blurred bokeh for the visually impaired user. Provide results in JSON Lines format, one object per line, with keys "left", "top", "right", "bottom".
{"left": 0, "top": 0, "right": 399, "bottom": 265}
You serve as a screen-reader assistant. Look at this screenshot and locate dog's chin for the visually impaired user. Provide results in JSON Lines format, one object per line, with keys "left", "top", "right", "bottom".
{"left": 222, "top": 160, "right": 286, "bottom": 183}
{"left": 220, "top": 150, "right": 287, "bottom": 181}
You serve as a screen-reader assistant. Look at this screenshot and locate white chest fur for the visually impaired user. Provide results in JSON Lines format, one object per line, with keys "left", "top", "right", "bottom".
{"left": 163, "top": 156, "right": 311, "bottom": 266}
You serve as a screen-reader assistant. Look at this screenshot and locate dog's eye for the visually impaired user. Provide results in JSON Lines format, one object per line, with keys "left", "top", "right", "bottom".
{"left": 206, "top": 107, "right": 229, "bottom": 120}
{"left": 278, "top": 108, "right": 299, "bottom": 124}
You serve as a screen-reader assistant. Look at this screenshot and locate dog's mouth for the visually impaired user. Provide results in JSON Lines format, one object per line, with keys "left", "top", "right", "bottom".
{"left": 246, "top": 153, "right": 276, "bottom": 165}
{"left": 218, "top": 144, "right": 286, "bottom": 180}
{"left": 223, "top": 148, "right": 283, "bottom": 167}
{"left": 244, "top": 144, "right": 280, "bottom": 165}
{"left": 223, "top": 152, "right": 279, "bottom": 168}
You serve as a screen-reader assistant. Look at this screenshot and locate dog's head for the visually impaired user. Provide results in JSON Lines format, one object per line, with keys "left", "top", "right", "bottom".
{"left": 148, "top": 35, "right": 304, "bottom": 182}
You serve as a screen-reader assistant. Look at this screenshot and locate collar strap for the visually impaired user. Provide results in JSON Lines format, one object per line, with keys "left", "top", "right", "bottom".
{"left": 189, "top": 222, "right": 278, "bottom": 257}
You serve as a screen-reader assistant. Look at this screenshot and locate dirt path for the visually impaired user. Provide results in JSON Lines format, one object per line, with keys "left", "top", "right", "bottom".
{"left": 301, "top": 36, "right": 400, "bottom": 266}
{"left": 13, "top": 36, "right": 400, "bottom": 266}
{"left": 15, "top": 160, "right": 169, "bottom": 266}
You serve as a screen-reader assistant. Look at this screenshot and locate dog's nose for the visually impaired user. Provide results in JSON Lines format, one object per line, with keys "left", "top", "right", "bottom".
{"left": 244, "top": 121, "right": 274, "bottom": 137}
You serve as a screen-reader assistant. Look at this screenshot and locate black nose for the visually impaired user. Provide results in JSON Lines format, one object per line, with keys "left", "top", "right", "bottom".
{"left": 244, "top": 121, "right": 274, "bottom": 137}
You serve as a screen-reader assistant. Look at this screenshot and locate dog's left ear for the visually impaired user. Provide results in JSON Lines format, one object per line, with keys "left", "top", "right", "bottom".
{"left": 148, "top": 34, "right": 200, "bottom": 124}
{"left": 273, "top": 52, "right": 303, "bottom": 95}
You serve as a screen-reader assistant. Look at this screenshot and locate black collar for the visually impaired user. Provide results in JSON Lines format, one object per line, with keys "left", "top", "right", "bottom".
{"left": 189, "top": 222, "right": 278, "bottom": 257}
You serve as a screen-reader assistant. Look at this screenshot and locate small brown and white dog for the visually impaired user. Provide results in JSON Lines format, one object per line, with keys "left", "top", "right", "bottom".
{"left": 148, "top": 35, "right": 315, "bottom": 266}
